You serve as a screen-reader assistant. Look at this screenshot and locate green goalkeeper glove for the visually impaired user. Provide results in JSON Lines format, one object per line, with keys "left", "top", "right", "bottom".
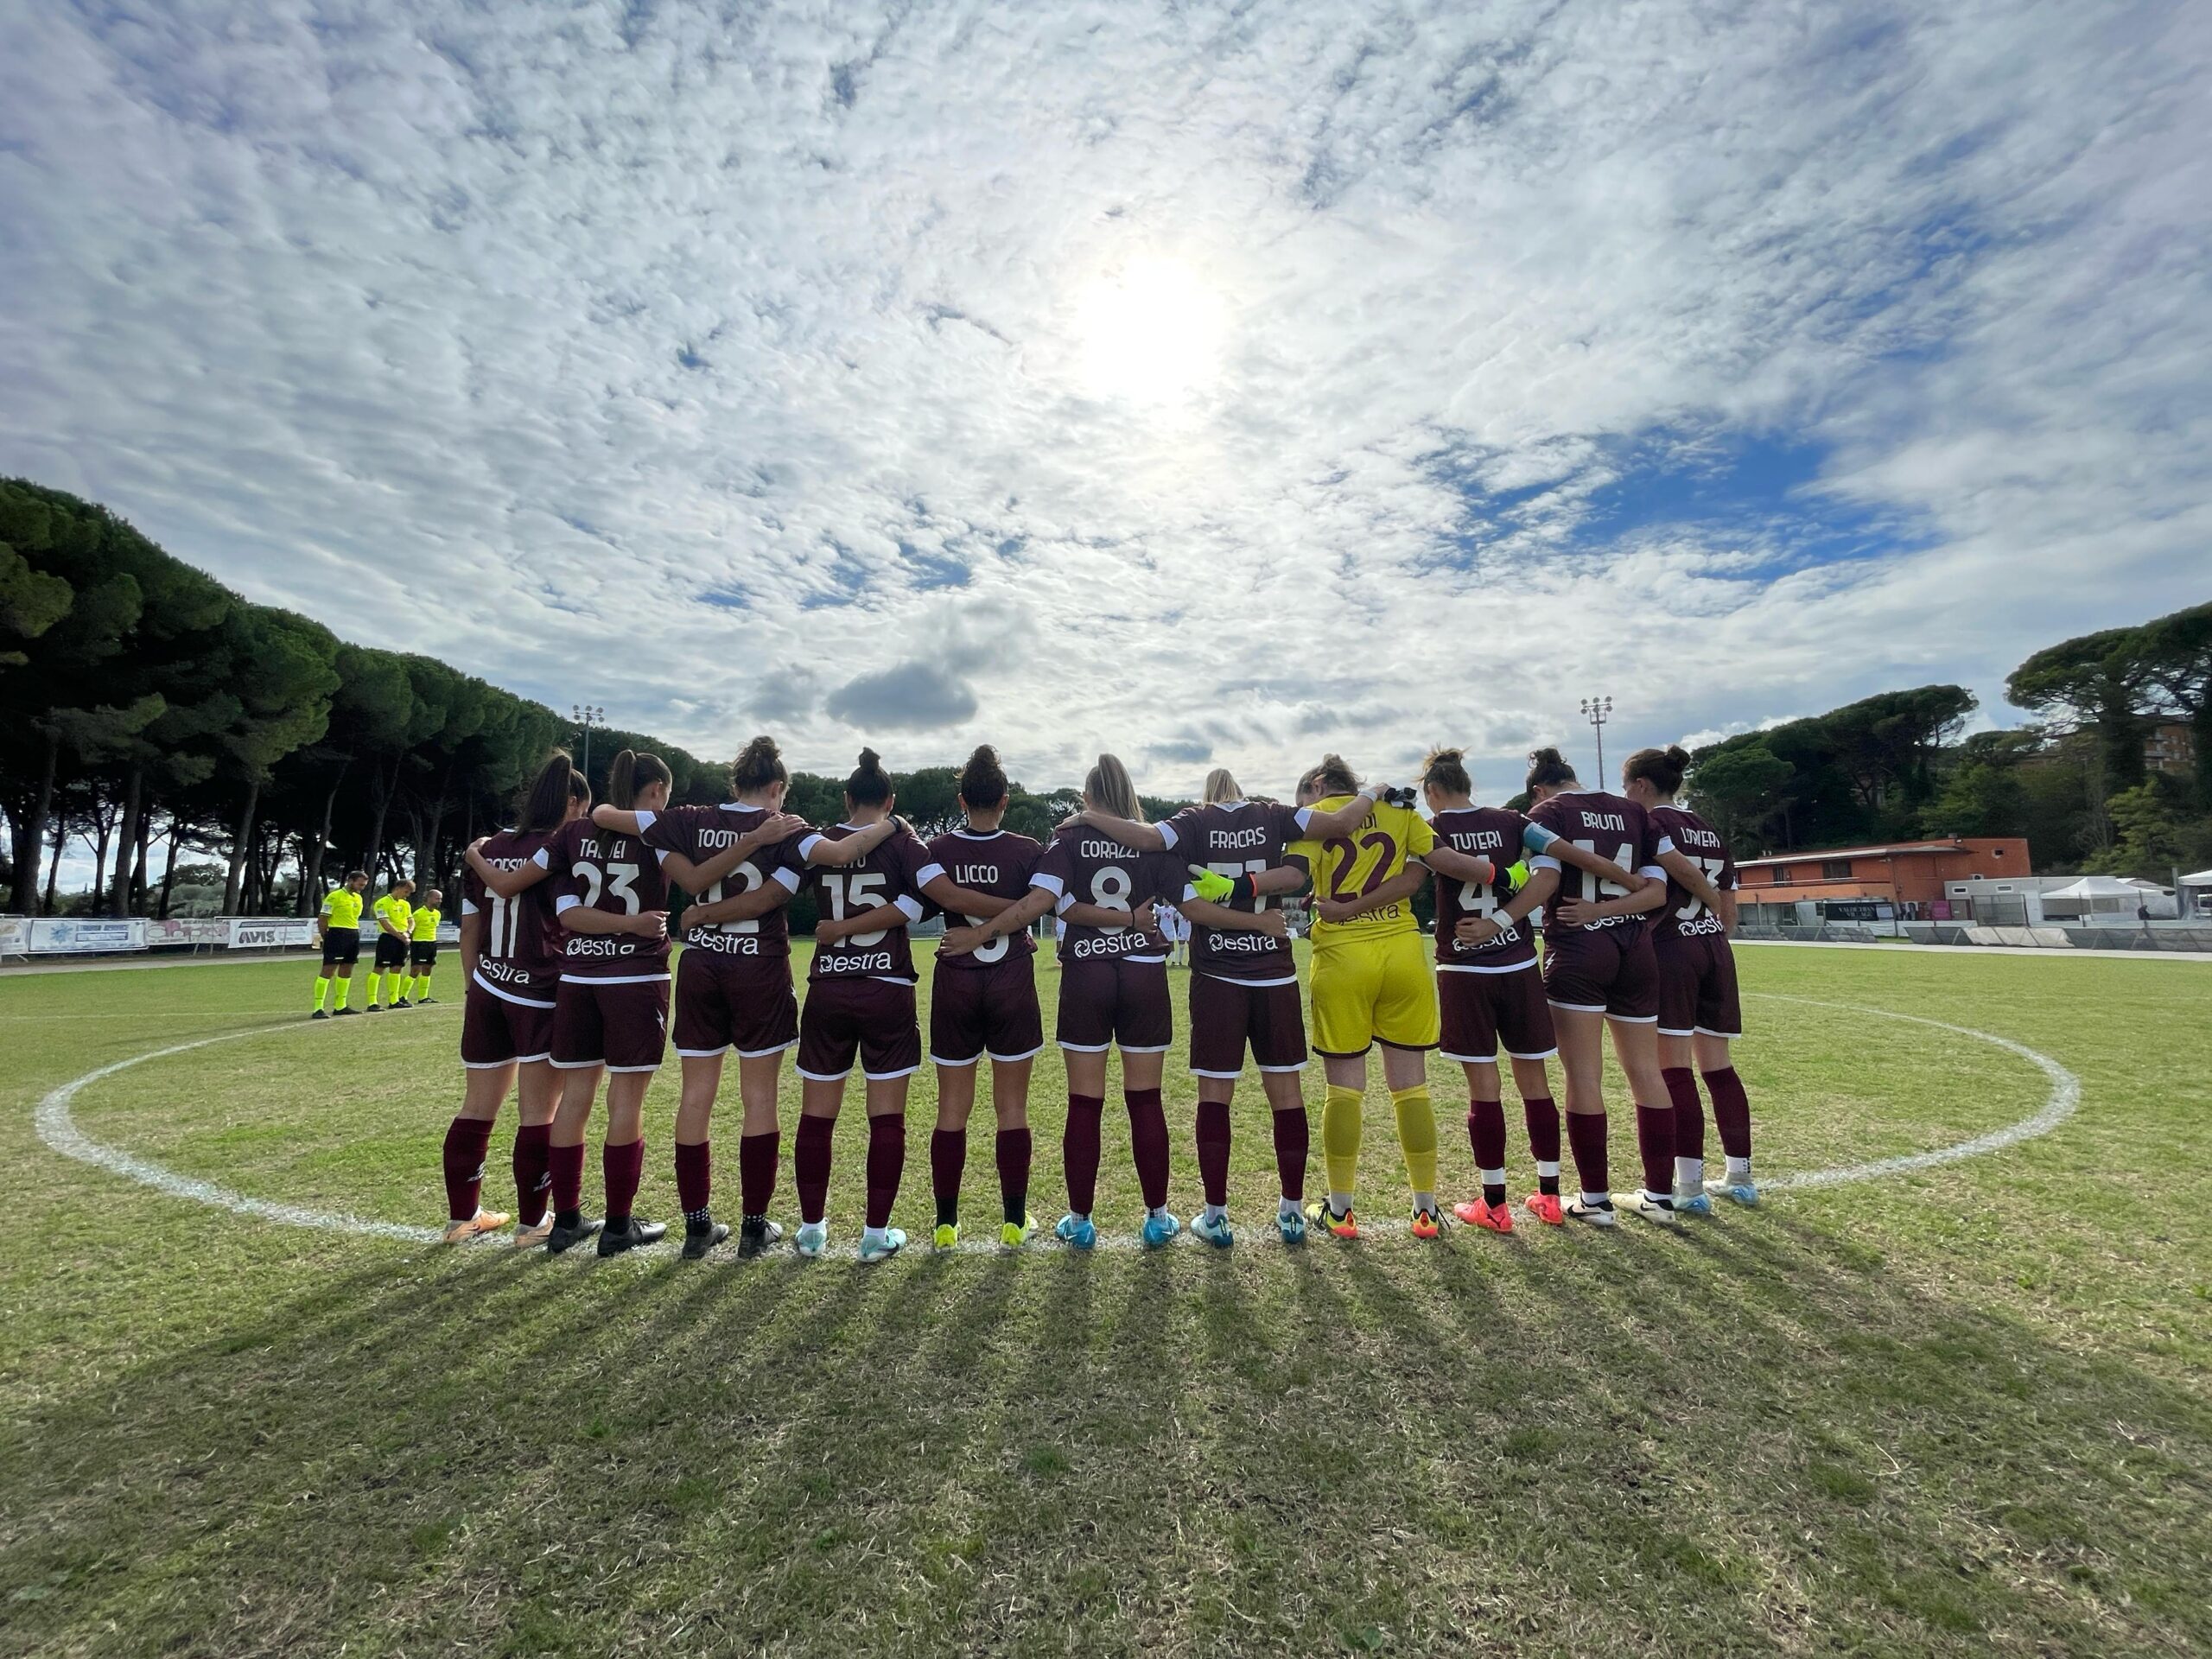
{"left": 1187, "top": 866, "right": 1235, "bottom": 903}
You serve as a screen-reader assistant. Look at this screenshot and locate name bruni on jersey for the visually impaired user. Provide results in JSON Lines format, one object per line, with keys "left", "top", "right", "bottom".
{"left": 1071, "top": 928, "right": 1159, "bottom": 960}
{"left": 817, "top": 948, "right": 897, "bottom": 976}
{"left": 1581, "top": 811, "right": 1629, "bottom": 833}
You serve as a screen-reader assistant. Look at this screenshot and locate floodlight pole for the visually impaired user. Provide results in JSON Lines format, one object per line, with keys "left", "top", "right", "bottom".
{"left": 1580, "top": 695, "right": 1614, "bottom": 785}
{"left": 574, "top": 703, "right": 606, "bottom": 776}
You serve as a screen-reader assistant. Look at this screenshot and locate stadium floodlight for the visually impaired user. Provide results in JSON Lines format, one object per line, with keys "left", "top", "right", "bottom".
{"left": 1580, "top": 695, "right": 1614, "bottom": 784}
{"left": 573, "top": 703, "right": 607, "bottom": 774}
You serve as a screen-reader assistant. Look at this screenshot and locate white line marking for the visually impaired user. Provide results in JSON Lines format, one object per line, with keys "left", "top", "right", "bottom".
{"left": 28, "top": 998, "right": 2081, "bottom": 1252}
{"left": 34, "top": 1021, "right": 442, "bottom": 1243}
{"left": 1745, "top": 994, "right": 2081, "bottom": 1192}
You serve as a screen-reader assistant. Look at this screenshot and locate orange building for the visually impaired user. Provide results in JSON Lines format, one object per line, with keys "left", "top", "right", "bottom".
{"left": 1735, "top": 837, "right": 2031, "bottom": 918}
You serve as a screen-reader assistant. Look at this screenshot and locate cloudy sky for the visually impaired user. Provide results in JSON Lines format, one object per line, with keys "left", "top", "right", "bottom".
{"left": 4, "top": 0, "right": 2208, "bottom": 807}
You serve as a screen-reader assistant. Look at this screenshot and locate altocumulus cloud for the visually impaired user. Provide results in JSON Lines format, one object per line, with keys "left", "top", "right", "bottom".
{"left": 825, "top": 662, "right": 980, "bottom": 734}
{"left": 1, "top": 1, "right": 2207, "bottom": 804}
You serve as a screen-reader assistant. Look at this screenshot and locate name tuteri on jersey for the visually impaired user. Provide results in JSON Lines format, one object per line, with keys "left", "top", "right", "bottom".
{"left": 1429, "top": 805, "right": 1549, "bottom": 972}
{"left": 925, "top": 828, "right": 1045, "bottom": 973}
{"left": 461, "top": 828, "right": 566, "bottom": 1000}
{"left": 1526, "top": 791, "right": 1674, "bottom": 937}
{"left": 1649, "top": 804, "right": 1738, "bottom": 941}
{"left": 548, "top": 817, "right": 672, "bottom": 977}
{"left": 1156, "top": 800, "right": 1306, "bottom": 982}
{"left": 635, "top": 804, "right": 805, "bottom": 959}
{"left": 1031, "top": 829, "right": 1185, "bottom": 963}
{"left": 798, "top": 823, "right": 943, "bottom": 985}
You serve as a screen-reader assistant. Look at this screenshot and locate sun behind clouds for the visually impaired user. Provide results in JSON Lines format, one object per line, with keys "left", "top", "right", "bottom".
{"left": 1073, "top": 254, "right": 1228, "bottom": 407}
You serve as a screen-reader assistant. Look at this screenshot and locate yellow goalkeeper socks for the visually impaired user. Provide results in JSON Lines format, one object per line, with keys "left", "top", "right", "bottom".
{"left": 1391, "top": 1084, "right": 1439, "bottom": 1205}
{"left": 1321, "top": 1084, "right": 1363, "bottom": 1200}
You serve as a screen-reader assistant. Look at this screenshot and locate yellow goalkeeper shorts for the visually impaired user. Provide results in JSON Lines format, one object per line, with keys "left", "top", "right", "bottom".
{"left": 1308, "top": 931, "right": 1440, "bottom": 1058}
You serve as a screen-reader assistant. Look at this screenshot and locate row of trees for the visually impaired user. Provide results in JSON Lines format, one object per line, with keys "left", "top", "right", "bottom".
{"left": 0, "top": 481, "right": 1191, "bottom": 920}
{"left": 1685, "top": 601, "right": 2212, "bottom": 877}
{"left": 5, "top": 478, "right": 2202, "bottom": 912}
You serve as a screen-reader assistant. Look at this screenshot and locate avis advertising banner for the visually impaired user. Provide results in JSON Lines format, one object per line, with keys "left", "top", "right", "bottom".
{"left": 28, "top": 918, "right": 148, "bottom": 954}
{"left": 227, "top": 918, "right": 318, "bottom": 950}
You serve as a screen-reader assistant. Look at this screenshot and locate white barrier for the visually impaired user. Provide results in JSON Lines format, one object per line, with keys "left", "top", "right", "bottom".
{"left": 0, "top": 918, "right": 29, "bottom": 956}
{"left": 146, "top": 918, "right": 234, "bottom": 948}
{"left": 29, "top": 918, "right": 148, "bottom": 954}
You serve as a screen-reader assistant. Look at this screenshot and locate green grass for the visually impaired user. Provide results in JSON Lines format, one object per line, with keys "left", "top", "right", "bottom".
{"left": 1, "top": 944, "right": 2209, "bottom": 1656}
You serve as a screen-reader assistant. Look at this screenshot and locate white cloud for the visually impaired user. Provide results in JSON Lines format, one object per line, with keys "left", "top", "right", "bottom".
{"left": 2, "top": 0, "right": 2206, "bottom": 810}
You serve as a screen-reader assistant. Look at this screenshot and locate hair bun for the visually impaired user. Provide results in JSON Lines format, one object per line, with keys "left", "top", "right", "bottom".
{"left": 1529, "top": 746, "right": 1563, "bottom": 766}
{"left": 1665, "top": 745, "right": 1691, "bottom": 768}
{"left": 856, "top": 747, "right": 882, "bottom": 772}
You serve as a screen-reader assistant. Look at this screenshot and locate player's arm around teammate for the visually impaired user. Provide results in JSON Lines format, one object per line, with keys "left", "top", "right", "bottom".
{"left": 441, "top": 752, "right": 592, "bottom": 1244}
{"left": 911, "top": 746, "right": 1049, "bottom": 1249}
{"left": 1620, "top": 745, "right": 1757, "bottom": 1210}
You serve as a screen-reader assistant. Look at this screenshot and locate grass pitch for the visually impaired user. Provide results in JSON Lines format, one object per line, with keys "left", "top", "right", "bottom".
{"left": 2, "top": 944, "right": 2208, "bottom": 1656}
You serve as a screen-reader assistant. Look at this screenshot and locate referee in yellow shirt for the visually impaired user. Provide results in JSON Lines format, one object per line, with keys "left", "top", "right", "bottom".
{"left": 311, "top": 870, "right": 371, "bottom": 1018}
{"left": 407, "top": 888, "right": 443, "bottom": 1004}
{"left": 1287, "top": 757, "right": 1491, "bottom": 1240}
{"left": 367, "top": 879, "right": 415, "bottom": 1011}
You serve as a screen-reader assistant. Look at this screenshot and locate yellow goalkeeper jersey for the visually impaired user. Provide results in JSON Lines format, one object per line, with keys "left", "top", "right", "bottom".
{"left": 1290, "top": 798, "right": 1435, "bottom": 945}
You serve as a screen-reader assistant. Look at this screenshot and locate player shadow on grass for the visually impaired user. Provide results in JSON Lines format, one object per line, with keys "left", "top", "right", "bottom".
{"left": 4, "top": 1222, "right": 2209, "bottom": 1656}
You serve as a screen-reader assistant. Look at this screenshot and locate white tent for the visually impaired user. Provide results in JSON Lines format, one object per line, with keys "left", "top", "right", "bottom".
{"left": 2180, "top": 870, "right": 2212, "bottom": 887}
{"left": 2044, "top": 874, "right": 2154, "bottom": 915}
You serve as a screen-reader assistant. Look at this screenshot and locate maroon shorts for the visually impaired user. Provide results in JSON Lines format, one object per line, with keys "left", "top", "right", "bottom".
{"left": 673, "top": 949, "right": 799, "bottom": 1059}
{"left": 461, "top": 976, "right": 556, "bottom": 1068}
{"left": 930, "top": 957, "right": 1045, "bottom": 1066}
{"left": 1055, "top": 956, "right": 1172, "bottom": 1053}
{"left": 550, "top": 975, "right": 671, "bottom": 1072}
{"left": 1188, "top": 973, "right": 1307, "bottom": 1077}
{"left": 798, "top": 976, "right": 921, "bottom": 1081}
{"left": 1438, "top": 965, "right": 1557, "bottom": 1063}
{"left": 1541, "top": 924, "right": 1659, "bottom": 1022}
{"left": 1654, "top": 927, "right": 1742, "bottom": 1039}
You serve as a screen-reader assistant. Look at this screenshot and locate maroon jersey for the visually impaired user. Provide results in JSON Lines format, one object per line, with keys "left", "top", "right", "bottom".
{"left": 548, "top": 816, "right": 672, "bottom": 977}
{"left": 1160, "top": 800, "right": 1306, "bottom": 982}
{"left": 1032, "top": 828, "right": 1185, "bottom": 964}
{"left": 1649, "top": 804, "right": 1737, "bottom": 942}
{"left": 1527, "top": 790, "right": 1673, "bottom": 940}
{"left": 461, "top": 828, "right": 565, "bottom": 997}
{"left": 925, "top": 829, "right": 1046, "bottom": 973}
{"left": 799, "top": 822, "right": 943, "bottom": 986}
{"left": 1430, "top": 806, "right": 1539, "bottom": 971}
{"left": 639, "top": 804, "right": 805, "bottom": 960}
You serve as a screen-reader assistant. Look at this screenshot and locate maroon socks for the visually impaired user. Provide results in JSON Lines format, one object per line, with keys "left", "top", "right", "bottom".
{"left": 1524, "top": 1096, "right": 1562, "bottom": 1196}
{"left": 674, "top": 1139, "right": 711, "bottom": 1222}
{"left": 995, "top": 1127, "right": 1031, "bottom": 1226}
{"left": 1064, "top": 1094, "right": 1104, "bottom": 1215}
{"left": 1663, "top": 1068, "right": 1704, "bottom": 1160}
{"left": 1467, "top": 1096, "right": 1507, "bottom": 1205}
{"left": 512, "top": 1122, "right": 552, "bottom": 1225}
{"left": 441, "top": 1116, "right": 493, "bottom": 1223}
{"left": 931, "top": 1127, "right": 966, "bottom": 1228}
{"left": 1196, "top": 1100, "right": 1232, "bottom": 1208}
{"left": 549, "top": 1140, "right": 587, "bottom": 1222}
{"left": 1126, "top": 1088, "right": 1171, "bottom": 1211}
{"left": 602, "top": 1136, "right": 645, "bottom": 1224}
{"left": 1565, "top": 1109, "right": 1609, "bottom": 1198}
{"left": 865, "top": 1113, "right": 906, "bottom": 1230}
{"left": 1272, "top": 1106, "right": 1308, "bottom": 1201}
{"left": 738, "top": 1129, "right": 779, "bottom": 1221}
{"left": 794, "top": 1113, "right": 835, "bottom": 1224}
{"left": 1703, "top": 1067, "right": 1753, "bottom": 1161}
{"left": 1633, "top": 1103, "right": 1675, "bottom": 1198}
